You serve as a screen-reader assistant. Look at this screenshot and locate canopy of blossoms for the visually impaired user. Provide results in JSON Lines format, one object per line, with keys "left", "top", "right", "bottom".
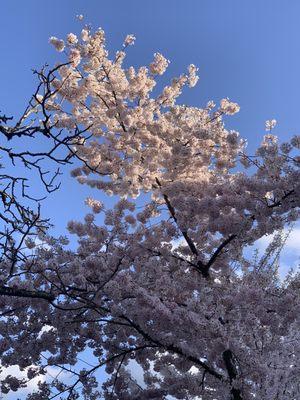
{"left": 0, "top": 24, "right": 299, "bottom": 400}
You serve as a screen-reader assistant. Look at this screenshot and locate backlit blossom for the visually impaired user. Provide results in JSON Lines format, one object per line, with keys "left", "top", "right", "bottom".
{"left": 85, "top": 197, "right": 104, "bottom": 213}
{"left": 220, "top": 98, "right": 240, "bottom": 115}
{"left": 2, "top": 25, "right": 299, "bottom": 400}
{"left": 69, "top": 48, "right": 81, "bottom": 67}
{"left": 67, "top": 33, "right": 78, "bottom": 45}
{"left": 49, "top": 36, "right": 65, "bottom": 52}
{"left": 265, "top": 119, "right": 277, "bottom": 131}
{"left": 81, "top": 28, "right": 89, "bottom": 42}
{"left": 187, "top": 64, "right": 199, "bottom": 87}
{"left": 149, "top": 52, "right": 169, "bottom": 75}
{"left": 124, "top": 34, "right": 136, "bottom": 46}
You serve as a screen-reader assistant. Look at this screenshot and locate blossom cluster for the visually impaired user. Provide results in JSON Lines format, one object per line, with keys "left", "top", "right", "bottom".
{"left": 0, "top": 26, "right": 299, "bottom": 400}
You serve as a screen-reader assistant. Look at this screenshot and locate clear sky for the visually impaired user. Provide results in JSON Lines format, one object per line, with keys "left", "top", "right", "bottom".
{"left": 2, "top": 0, "right": 300, "bottom": 226}
{"left": 1, "top": 2, "right": 300, "bottom": 397}
{"left": 0, "top": 2, "right": 299, "bottom": 268}
{"left": 1, "top": 0, "right": 300, "bottom": 263}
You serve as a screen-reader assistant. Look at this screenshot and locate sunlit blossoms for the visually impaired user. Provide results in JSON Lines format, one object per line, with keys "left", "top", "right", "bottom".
{"left": 85, "top": 197, "right": 104, "bottom": 214}
{"left": 220, "top": 97, "right": 240, "bottom": 115}
{"left": 149, "top": 53, "right": 169, "bottom": 75}
{"left": 124, "top": 34, "right": 136, "bottom": 47}
{"left": 0, "top": 25, "right": 299, "bottom": 400}
{"left": 265, "top": 119, "right": 277, "bottom": 131}
{"left": 67, "top": 33, "right": 78, "bottom": 45}
{"left": 49, "top": 36, "right": 65, "bottom": 52}
{"left": 187, "top": 63, "right": 199, "bottom": 87}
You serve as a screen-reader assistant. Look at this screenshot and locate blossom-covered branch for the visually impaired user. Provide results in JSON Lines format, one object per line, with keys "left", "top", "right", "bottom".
{"left": 0, "top": 23, "right": 299, "bottom": 400}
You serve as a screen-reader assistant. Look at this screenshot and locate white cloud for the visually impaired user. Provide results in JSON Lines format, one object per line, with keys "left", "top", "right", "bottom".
{"left": 282, "top": 227, "right": 300, "bottom": 251}
{"left": 0, "top": 363, "right": 74, "bottom": 399}
{"left": 256, "top": 227, "right": 300, "bottom": 252}
{"left": 0, "top": 365, "right": 46, "bottom": 399}
{"left": 251, "top": 225, "right": 300, "bottom": 277}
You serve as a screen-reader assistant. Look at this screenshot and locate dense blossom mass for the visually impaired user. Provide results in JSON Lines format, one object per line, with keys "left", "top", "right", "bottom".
{"left": 0, "top": 24, "right": 299, "bottom": 400}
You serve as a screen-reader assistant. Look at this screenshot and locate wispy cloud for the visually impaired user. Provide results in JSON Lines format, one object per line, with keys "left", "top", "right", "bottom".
{"left": 252, "top": 224, "right": 300, "bottom": 276}
{"left": 0, "top": 364, "right": 74, "bottom": 399}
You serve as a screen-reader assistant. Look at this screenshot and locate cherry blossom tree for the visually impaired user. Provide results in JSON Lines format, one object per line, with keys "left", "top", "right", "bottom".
{"left": 0, "top": 60, "right": 92, "bottom": 277}
{"left": 0, "top": 24, "right": 299, "bottom": 400}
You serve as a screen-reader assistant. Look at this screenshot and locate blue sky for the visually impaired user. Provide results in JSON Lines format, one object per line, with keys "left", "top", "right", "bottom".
{"left": 1, "top": 0, "right": 299, "bottom": 267}
{"left": 1, "top": 0, "right": 300, "bottom": 229}
{"left": 1, "top": 2, "right": 300, "bottom": 397}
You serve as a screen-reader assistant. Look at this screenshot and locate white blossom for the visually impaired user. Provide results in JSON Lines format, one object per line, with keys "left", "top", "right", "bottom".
{"left": 220, "top": 98, "right": 240, "bottom": 115}
{"left": 187, "top": 64, "right": 199, "bottom": 87}
{"left": 81, "top": 28, "right": 89, "bottom": 42}
{"left": 69, "top": 48, "right": 81, "bottom": 67}
{"left": 2, "top": 25, "right": 300, "bottom": 400}
{"left": 265, "top": 119, "right": 277, "bottom": 131}
{"left": 124, "top": 34, "right": 136, "bottom": 46}
{"left": 49, "top": 36, "right": 65, "bottom": 52}
{"left": 85, "top": 197, "right": 104, "bottom": 213}
{"left": 150, "top": 53, "right": 169, "bottom": 75}
{"left": 67, "top": 33, "right": 78, "bottom": 45}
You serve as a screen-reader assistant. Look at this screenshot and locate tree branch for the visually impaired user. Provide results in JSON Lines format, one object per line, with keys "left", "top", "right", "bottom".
{"left": 0, "top": 285, "right": 55, "bottom": 302}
